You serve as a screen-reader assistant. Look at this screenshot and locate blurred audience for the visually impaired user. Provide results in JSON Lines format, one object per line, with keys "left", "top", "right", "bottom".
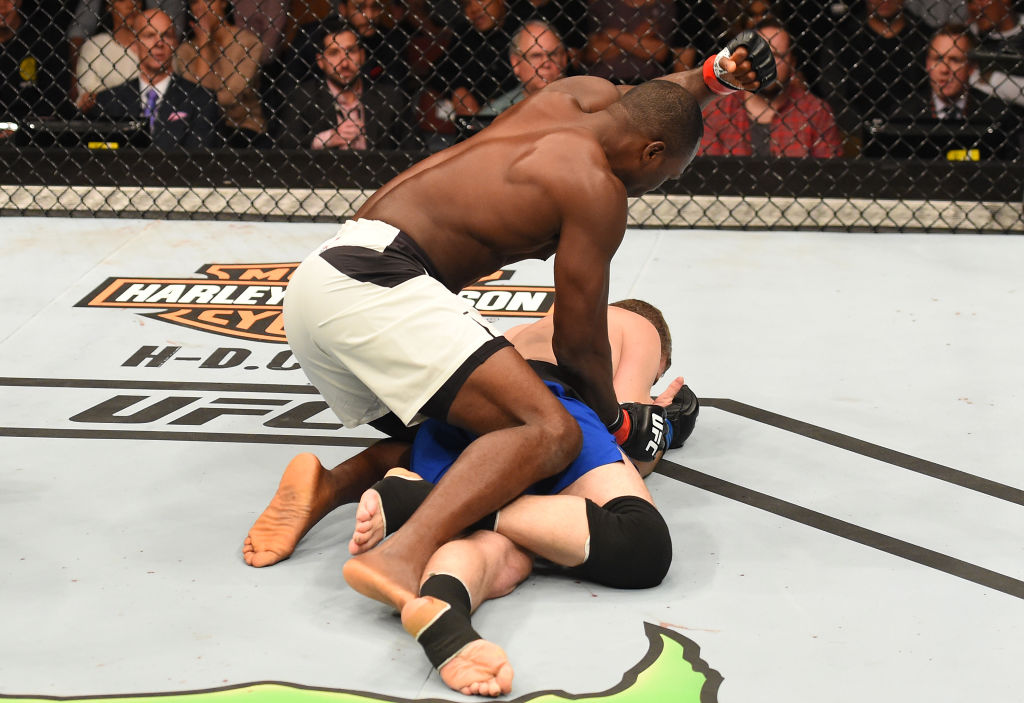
{"left": 478, "top": 19, "right": 567, "bottom": 115}
{"left": 700, "top": 19, "right": 842, "bottom": 157}
{"left": 816, "top": 0, "right": 930, "bottom": 139}
{"left": 1, "top": 0, "right": 71, "bottom": 137}
{"left": 906, "top": 0, "right": 967, "bottom": 27}
{"left": 68, "top": 0, "right": 185, "bottom": 90}
{"left": 965, "top": 0, "right": 1024, "bottom": 107}
{"left": 75, "top": 0, "right": 141, "bottom": 112}
{"left": 508, "top": 0, "right": 587, "bottom": 56}
{"left": 582, "top": 0, "right": 675, "bottom": 83}
{"left": 90, "top": 9, "right": 219, "bottom": 147}
{"left": 415, "top": 0, "right": 520, "bottom": 149}
{"left": 876, "top": 23, "right": 1021, "bottom": 158}
{"left": 176, "top": 0, "right": 267, "bottom": 146}
{"left": 231, "top": 0, "right": 287, "bottom": 62}
{"left": 277, "top": 15, "right": 407, "bottom": 149}
{"left": 282, "top": 0, "right": 406, "bottom": 100}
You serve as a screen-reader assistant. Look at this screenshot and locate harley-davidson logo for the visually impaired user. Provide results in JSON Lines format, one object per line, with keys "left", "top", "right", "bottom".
{"left": 76, "top": 264, "right": 555, "bottom": 343}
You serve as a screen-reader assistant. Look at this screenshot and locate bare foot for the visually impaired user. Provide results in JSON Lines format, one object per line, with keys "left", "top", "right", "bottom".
{"left": 342, "top": 543, "right": 420, "bottom": 611}
{"left": 401, "top": 595, "right": 513, "bottom": 697}
{"left": 349, "top": 467, "right": 423, "bottom": 555}
{"left": 243, "top": 453, "right": 336, "bottom": 567}
{"left": 439, "top": 640, "right": 514, "bottom": 697}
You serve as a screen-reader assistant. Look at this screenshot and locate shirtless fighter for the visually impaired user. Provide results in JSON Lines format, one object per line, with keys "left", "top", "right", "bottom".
{"left": 273, "top": 32, "right": 775, "bottom": 612}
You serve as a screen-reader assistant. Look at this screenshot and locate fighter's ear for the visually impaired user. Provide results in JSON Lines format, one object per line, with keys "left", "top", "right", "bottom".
{"left": 642, "top": 141, "right": 666, "bottom": 162}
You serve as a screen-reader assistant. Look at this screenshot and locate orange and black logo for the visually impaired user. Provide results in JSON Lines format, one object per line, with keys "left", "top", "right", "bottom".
{"left": 76, "top": 263, "right": 555, "bottom": 344}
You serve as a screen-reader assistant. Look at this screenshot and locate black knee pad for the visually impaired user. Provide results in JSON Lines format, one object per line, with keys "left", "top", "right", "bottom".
{"left": 570, "top": 495, "right": 672, "bottom": 589}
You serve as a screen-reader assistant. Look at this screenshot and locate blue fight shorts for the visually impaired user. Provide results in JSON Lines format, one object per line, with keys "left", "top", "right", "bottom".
{"left": 410, "top": 380, "right": 624, "bottom": 496}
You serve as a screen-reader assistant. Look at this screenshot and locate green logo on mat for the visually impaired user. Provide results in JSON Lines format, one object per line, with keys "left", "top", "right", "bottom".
{"left": 0, "top": 623, "right": 720, "bottom": 703}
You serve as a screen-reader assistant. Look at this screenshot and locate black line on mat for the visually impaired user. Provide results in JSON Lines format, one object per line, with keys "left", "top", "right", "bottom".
{"left": 0, "top": 427, "right": 376, "bottom": 447}
{"left": 0, "top": 376, "right": 318, "bottom": 394}
{"left": 702, "top": 398, "right": 1024, "bottom": 507}
{"left": 655, "top": 461, "right": 1024, "bottom": 600}
{"left": 4, "top": 376, "right": 1019, "bottom": 504}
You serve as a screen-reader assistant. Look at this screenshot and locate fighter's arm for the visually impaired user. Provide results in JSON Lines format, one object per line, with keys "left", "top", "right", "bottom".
{"left": 548, "top": 158, "right": 627, "bottom": 427}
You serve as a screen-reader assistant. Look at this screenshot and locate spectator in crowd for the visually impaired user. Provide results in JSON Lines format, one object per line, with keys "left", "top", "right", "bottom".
{"left": 284, "top": 0, "right": 406, "bottom": 89}
{"left": 1, "top": 0, "right": 71, "bottom": 137}
{"left": 882, "top": 23, "right": 1021, "bottom": 157}
{"left": 508, "top": 0, "right": 588, "bottom": 56}
{"left": 176, "top": 0, "right": 268, "bottom": 146}
{"left": 90, "top": 9, "right": 219, "bottom": 147}
{"left": 668, "top": 0, "right": 731, "bottom": 73}
{"left": 277, "top": 16, "right": 407, "bottom": 149}
{"left": 582, "top": 0, "right": 675, "bottom": 84}
{"left": 231, "top": 0, "right": 286, "bottom": 63}
{"left": 815, "top": 0, "right": 930, "bottom": 138}
{"left": 414, "top": 0, "right": 521, "bottom": 149}
{"left": 68, "top": 0, "right": 185, "bottom": 93}
{"left": 72, "top": 0, "right": 281, "bottom": 63}
{"left": 478, "top": 19, "right": 567, "bottom": 115}
{"left": 74, "top": 0, "right": 141, "bottom": 112}
{"left": 965, "top": 0, "right": 1024, "bottom": 107}
{"left": 342, "top": 0, "right": 406, "bottom": 83}
{"left": 700, "top": 19, "right": 842, "bottom": 157}
{"left": 906, "top": 0, "right": 967, "bottom": 28}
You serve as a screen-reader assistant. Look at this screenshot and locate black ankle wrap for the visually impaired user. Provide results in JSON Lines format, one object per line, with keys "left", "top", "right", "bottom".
{"left": 415, "top": 573, "right": 481, "bottom": 669}
{"left": 371, "top": 474, "right": 434, "bottom": 536}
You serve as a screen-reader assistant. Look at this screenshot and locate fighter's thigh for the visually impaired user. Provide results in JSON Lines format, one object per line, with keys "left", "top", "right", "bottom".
{"left": 560, "top": 455, "right": 654, "bottom": 506}
{"left": 446, "top": 346, "right": 575, "bottom": 435}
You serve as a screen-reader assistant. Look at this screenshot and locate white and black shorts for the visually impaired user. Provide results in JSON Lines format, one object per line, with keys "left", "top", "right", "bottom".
{"left": 284, "top": 219, "right": 510, "bottom": 428}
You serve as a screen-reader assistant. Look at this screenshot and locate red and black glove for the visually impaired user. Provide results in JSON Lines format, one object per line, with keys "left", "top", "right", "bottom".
{"left": 607, "top": 402, "right": 668, "bottom": 463}
{"left": 702, "top": 29, "right": 778, "bottom": 95}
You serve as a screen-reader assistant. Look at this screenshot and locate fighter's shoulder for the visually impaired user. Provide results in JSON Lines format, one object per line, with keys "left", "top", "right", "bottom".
{"left": 541, "top": 75, "right": 625, "bottom": 112}
{"left": 608, "top": 306, "right": 660, "bottom": 341}
{"left": 526, "top": 131, "right": 624, "bottom": 199}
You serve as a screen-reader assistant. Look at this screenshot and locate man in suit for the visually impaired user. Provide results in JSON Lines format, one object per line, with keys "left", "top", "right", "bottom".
{"left": 89, "top": 9, "right": 219, "bottom": 148}
{"left": 277, "top": 15, "right": 408, "bottom": 150}
{"left": 886, "top": 23, "right": 1021, "bottom": 158}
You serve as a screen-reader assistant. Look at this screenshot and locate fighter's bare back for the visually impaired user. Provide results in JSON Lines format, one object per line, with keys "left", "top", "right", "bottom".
{"left": 355, "top": 76, "right": 630, "bottom": 291}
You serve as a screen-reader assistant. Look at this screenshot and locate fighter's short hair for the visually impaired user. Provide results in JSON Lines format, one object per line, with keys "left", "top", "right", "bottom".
{"left": 617, "top": 80, "right": 703, "bottom": 159}
{"left": 610, "top": 298, "right": 672, "bottom": 370}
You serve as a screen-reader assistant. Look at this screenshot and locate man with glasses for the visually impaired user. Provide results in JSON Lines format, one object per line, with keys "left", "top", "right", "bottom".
{"left": 479, "top": 19, "right": 569, "bottom": 116}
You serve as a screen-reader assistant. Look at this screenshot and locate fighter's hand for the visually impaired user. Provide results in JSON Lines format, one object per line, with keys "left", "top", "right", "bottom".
{"left": 608, "top": 402, "right": 668, "bottom": 463}
{"left": 653, "top": 376, "right": 686, "bottom": 407}
{"left": 703, "top": 29, "right": 777, "bottom": 94}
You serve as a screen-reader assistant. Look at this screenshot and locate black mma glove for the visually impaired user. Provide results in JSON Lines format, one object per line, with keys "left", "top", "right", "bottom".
{"left": 702, "top": 29, "right": 778, "bottom": 95}
{"left": 662, "top": 385, "right": 699, "bottom": 449}
{"left": 607, "top": 402, "right": 668, "bottom": 463}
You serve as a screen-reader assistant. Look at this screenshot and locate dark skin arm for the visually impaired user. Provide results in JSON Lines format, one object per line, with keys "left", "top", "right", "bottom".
{"left": 546, "top": 46, "right": 761, "bottom": 110}
{"left": 547, "top": 151, "right": 629, "bottom": 427}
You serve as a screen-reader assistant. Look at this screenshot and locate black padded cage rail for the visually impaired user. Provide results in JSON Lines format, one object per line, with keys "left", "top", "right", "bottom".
{"left": 2, "top": 0, "right": 1023, "bottom": 231}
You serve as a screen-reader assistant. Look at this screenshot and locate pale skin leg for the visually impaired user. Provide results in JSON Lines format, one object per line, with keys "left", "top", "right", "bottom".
{"left": 242, "top": 440, "right": 408, "bottom": 567}
{"left": 398, "top": 460, "right": 651, "bottom": 697}
{"left": 350, "top": 453, "right": 653, "bottom": 564}
{"left": 401, "top": 530, "right": 533, "bottom": 697}
{"left": 342, "top": 346, "right": 583, "bottom": 611}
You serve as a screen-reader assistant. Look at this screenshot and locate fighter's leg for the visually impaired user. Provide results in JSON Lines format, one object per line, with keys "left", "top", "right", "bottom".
{"left": 401, "top": 531, "right": 533, "bottom": 697}
{"left": 243, "top": 440, "right": 409, "bottom": 567}
{"left": 343, "top": 346, "right": 582, "bottom": 610}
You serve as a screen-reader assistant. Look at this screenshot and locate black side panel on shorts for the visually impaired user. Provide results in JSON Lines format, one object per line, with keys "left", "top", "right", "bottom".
{"left": 419, "top": 336, "right": 512, "bottom": 421}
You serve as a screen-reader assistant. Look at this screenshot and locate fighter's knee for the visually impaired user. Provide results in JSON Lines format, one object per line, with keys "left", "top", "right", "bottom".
{"left": 573, "top": 496, "right": 673, "bottom": 589}
{"left": 541, "top": 408, "right": 583, "bottom": 467}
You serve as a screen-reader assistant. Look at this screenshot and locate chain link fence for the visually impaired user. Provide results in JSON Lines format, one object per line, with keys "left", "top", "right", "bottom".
{"left": 2, "top": 0, "right": 1022, "bottom": 230}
